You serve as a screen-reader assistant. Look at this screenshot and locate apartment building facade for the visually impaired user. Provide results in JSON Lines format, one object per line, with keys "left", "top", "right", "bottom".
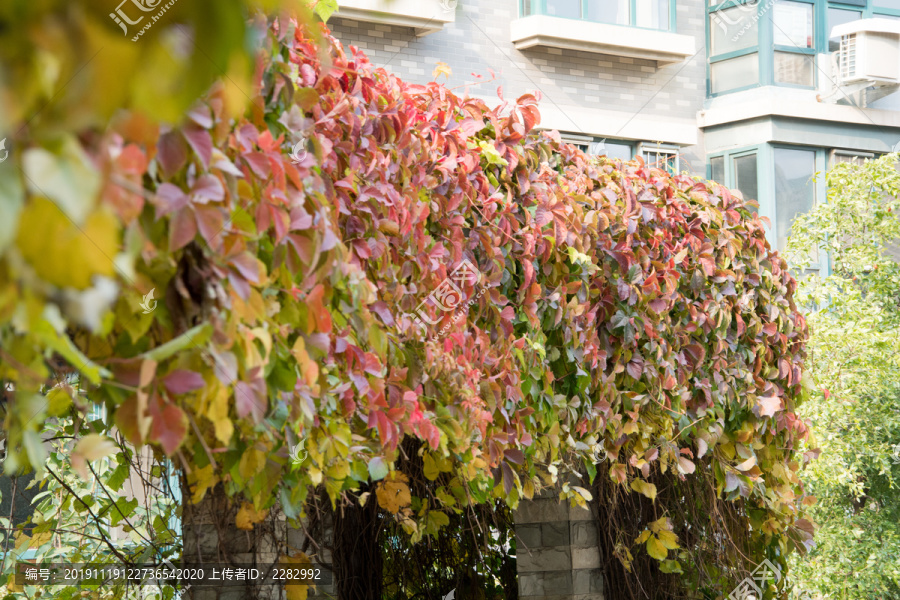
{"left": 328, "top": 0, "right": 900, "bottom": 262}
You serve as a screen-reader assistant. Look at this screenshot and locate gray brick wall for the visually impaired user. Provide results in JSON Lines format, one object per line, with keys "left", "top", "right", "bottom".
{"left": 328, "top": 0, "right": 707, "bottom": 167}
{"left": 514, "top": 489, "right": 605, "bottom": 600}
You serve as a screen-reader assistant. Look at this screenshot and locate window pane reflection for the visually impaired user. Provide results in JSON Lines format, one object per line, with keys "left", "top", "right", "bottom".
{"left": 827, "top": 8, "right": 861, "bottom": 52}
{"left": 636, "top": 0, "right": 669, "bottom": 29}
{"left": 775, "top": 148, "right": 816, "bottom": 251}
{"left": 774, "top": 51, "right": 814, "bottom": 86}
{"left": 710, "top": 3, "right": 759, "bottom": 55}
{"left": 586, "top": 0, "right": 631, "bottom": 24}
{"left": 773, "top": 0, "right": 813, "bottom": 48}
{"left": 710, "top": 156, "right": 725, "bottom": 183}
{"left": 711, "top": 53, "right": 759, "bottom": 93}
{"left": 733, "top": 154, "right": 759, "bottom": 202}
{"left": 545, "top": 0, "right": 581, "bottom": 18}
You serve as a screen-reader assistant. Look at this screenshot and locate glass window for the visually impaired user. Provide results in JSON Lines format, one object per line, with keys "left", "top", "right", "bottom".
{"left": 873, "top": 0, "right": 900, "bottom": 9}
{"left": 597, "top": 141, "right": 633, "bottom": 160}
{"left": 831, "top": 151, "right": 873, "bottom": 167}
{"left": 710, "top": 156, "right": 725, "bottom": 183}
{"left": 774, "top": 148, "right": 816, "bottom": 251}
{"left": 710, "top": 3, "right": 760, "bottom": 55}
{"left": 733, "top": 154, "right": 759, "bottom": 202}
{"left": 773, "top": 1, "right": 814, "bottom": 48}
{"left": 636, "top": 0, "right": 669, "bottom": 29}
{"left": 545, "top": 0, "right": 581, "bottom": 18}
{"left": 774, "top": 51, "right": 815, "bottom": 85}
{"left": 644, "top": 149, "right": 679, "bottom": 173}
{"left": 586, "top": 0, "right": 631, "bottom": 24}
{"left": 711, "top": 53, "right": 759, "bottom": 93}
{"left": 827, "top": 8, "right": 862, "bottom": 52}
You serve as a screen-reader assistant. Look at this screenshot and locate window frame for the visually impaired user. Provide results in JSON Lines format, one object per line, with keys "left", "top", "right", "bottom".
{"left": 639, "top": 142, "right": 682, "bottom": 174}
{"left": 559, "top": 134, "right": 635, "bottom": 159}
{"left": 707, "top": 0, "right": 764, "bottom": 96}
{"left": 709, "top": 144, "right": 831, "bottom": 272}
{"left": 770, "top": 0, "right": 818, "bottom": 89}
{"left": 521, "top": 0, "right": 678, "bottom": 32}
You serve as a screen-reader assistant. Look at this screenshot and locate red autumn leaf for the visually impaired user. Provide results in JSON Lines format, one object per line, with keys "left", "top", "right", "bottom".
{"left": 163, "top": 370, "right": 206, "bottom": 394}
{"left": 191, "top": 174, "right": 225, "bottom": 202}
{"left": 183, "top": 124, "right": 213, "bottom": 169}
{"left": 148, "top": 394, "right": 188, "bottom": 456}
{"left": 306, "top": 284, "right": 333, "bottom": 334}
{"left": 154, "top": 183, "right": 190, "bottom": 218}
{"left": 170, "top": 208, "right": 197, "bottom": 251}
{"left": 234, "top": 374, "right": 267, "bottom": 423}
{"left": 157, "top": 130, "right": 188, "bottom": 177}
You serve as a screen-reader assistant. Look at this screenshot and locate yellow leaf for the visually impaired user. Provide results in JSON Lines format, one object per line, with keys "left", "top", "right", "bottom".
{"left": 325, "top": 459, "right": 350, "bottom": 480}
{"left": 658, "top": 530, "right": 679, "bottom": 550}
{"left": 16, "top": 197, "right": 119, "bottom": 289}
{"left": 189, "top": 464, "right": 219, "bottom": 504}
{"left": 281, "top": 552, "right": 312, "bottom": 600}
{"left": 635, "top": 530, "right": 651, "bottom": 544}
{"left": 423, "top": 453, "right": 440, "bottom": 481}
{"left": 376, "top": 472, "right": 411, "bottom": 514}
{"left": 630, "top": 479, "right": 657, "bottom": 501}
{"left": 46, "top": 385, "right": 73, "bottom": 417}
{"left": 523, "top": 479, "right": 535, "bottom": 500}
{"left": 236, "top": 502, "right": 268, "bottom": 531}
{"left": 432, "top": 61, "right": 452, "bottom": 80}
{"left": 646, "top": 535, "right": 668, "bottom": 560}
{"left": 239, "top": 448, "right": 266, "bottom": 482}
{"left": 292, "top": 337, "right": 320, "bottom": 387}
{"left": 308, "top": 466, "right": 323, "bottom": 486}
{"left": 206, "top": 385, "right": 234, "bottom": 445}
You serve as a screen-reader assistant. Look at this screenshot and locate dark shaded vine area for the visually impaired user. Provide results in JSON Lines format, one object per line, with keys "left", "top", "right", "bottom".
{"left": 594, "top": 460, "right": 761, "bottom": 600}
{"left": 303, "top": 453, "right": 773, "bottom": 600}
{"left": 302, "top": 438, "right": 517, "bottom": 600}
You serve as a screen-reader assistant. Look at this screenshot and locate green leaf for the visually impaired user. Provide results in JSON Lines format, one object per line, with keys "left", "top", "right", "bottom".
{"left": 34, "top": 318, "right": 110, "bottom": 384}
{"left": 143, "top": 323, "right": 213, "bottom": 362}
{"left": 478, "top": 141, "right": 509, "bottom": 167}
{"left": 22, "top": 138, "right": 101, "bottom": 226}
{"left": 0, "top": 163, "right": 24, "bottom": 254}
{"left": 23, "top": 431, "right": 47, "bottom": 472}
{"left": 659, "top": 559, "right": 683, "bottom": 574}
{"left": 368, "top": 456, "right": 390, "bottom": 481}
{"left": 313, "top": 0, "right": 339, "bottom": 22}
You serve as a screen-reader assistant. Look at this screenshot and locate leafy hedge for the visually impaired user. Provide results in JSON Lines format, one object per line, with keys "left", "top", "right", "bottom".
{"left": 1, "top": 16, "right": 813, "bottom": 595}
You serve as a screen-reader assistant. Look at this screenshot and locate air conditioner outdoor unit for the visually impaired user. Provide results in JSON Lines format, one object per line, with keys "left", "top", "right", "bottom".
{"left": 831, "top": 18, "right": 900, "bottom": 86}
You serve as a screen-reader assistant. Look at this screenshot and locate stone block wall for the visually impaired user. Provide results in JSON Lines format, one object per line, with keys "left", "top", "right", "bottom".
{"left": 514, "top": 491, "right": 605, "bottom": 600}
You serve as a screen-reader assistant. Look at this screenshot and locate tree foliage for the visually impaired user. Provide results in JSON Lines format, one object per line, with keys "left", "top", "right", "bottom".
{"left": 785, "top": 154, "right": 900, "bottom": 599}
{"left": 2, "top": 14, "right": 813, "bottom": 597}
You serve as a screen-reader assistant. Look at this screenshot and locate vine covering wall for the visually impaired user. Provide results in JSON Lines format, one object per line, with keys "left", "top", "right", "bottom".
{"left": 1, "top": 14, "right": 813, "bottom": 597}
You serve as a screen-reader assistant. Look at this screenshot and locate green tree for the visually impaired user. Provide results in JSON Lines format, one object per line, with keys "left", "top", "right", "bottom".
{"left": 785, "top": 154, "right": 900, "bottom": 599}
